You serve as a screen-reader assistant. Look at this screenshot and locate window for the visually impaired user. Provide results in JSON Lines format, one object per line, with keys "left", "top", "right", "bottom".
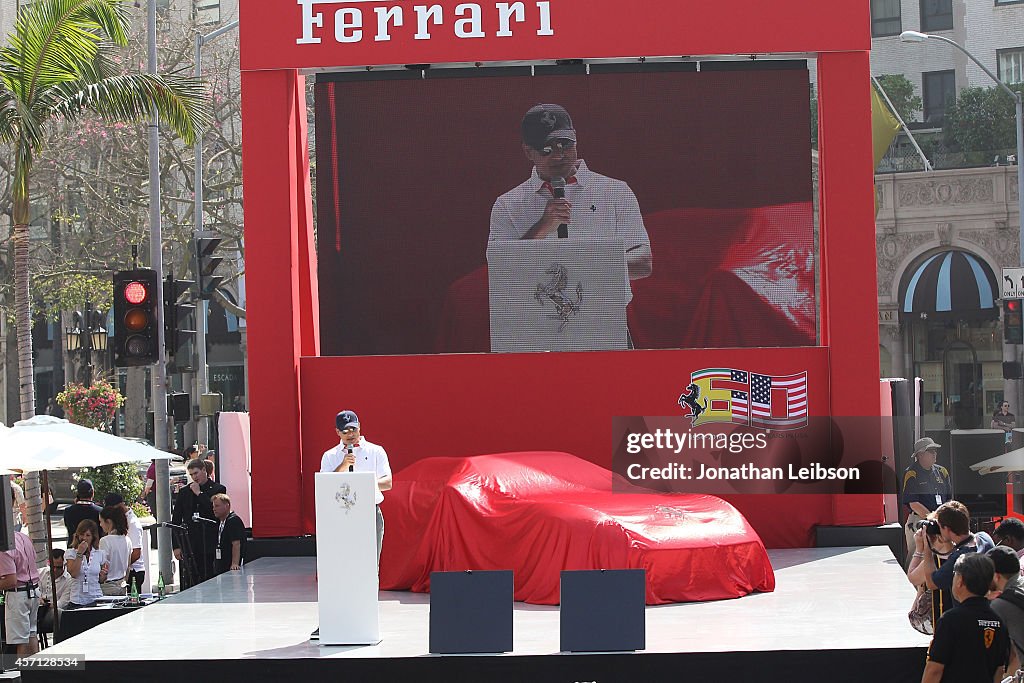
{"left": 999, "top": 48, "right": 1024, "bottom": 85}
{"left": 923, "top": 70, "right": 956, "bottom": 124}
{"left": 195, "top": 0, "right": 221, "bottom": 25}
{"left": 871, "top": 0, "right": 902, "bottom": 37}
{"left": 920, "top": 0, "right": 953, "bottom": 32}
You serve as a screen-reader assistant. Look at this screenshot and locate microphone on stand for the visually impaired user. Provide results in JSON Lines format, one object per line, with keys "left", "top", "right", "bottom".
{"left": 347, "top": 445, "right": 355, "bottom": 472}
{"left": 552, "top": 176, "right": 568, "bottom": 238}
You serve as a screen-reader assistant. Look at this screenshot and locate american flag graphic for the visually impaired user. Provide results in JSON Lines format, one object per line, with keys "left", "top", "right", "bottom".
{"left": 749, "top": 372, "right": 808, "bottom": 429}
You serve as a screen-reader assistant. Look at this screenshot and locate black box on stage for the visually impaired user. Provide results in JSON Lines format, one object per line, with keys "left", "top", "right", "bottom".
{"left": 428, "top": 570, "right": 513, "bottom": 654}
{"left": 560, "top": 569, "right": 645, "bottom": 652}
{"left": 950, "top": 429, "right": 1006, "bottom": 519}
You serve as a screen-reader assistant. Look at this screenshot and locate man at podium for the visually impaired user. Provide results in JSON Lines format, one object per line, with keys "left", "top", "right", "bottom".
{"left": 320, "top": 410, "right": 393, "bottom": 565}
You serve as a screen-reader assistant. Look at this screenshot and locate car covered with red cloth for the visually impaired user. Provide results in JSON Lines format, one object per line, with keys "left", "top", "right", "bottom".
{"left": 379, "top": 451, "right": 775, "bottom": 604}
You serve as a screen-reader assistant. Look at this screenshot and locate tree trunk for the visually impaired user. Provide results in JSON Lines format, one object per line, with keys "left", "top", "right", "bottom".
{"left": 14, "top": 158, "right": 46, "bottom": 565}
{"left": 0, "top": 314, "right": 7, "bottom": 427}
{"left": 13, "top": 220, "right": 34, "bottom": 419}
{"left": 125, "top": 366, "right": 147, "bottom": 437}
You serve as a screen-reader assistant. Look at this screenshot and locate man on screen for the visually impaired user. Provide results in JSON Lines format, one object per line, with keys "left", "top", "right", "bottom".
{"left": 488, "top": 103, "right": 653, "bottom": 288}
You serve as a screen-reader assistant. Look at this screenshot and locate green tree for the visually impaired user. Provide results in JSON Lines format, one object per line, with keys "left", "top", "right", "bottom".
{"left": 875, "top": 74, "right": 922, "bottom": 124}
{"left": 0, "top": 0, "right": 208, "bottom": 562}
{"left": 944, "top": 84, "right": 1023, "bottom": 154}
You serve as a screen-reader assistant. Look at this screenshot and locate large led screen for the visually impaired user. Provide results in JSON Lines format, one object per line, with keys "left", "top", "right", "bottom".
{"left": 314, "top": 62, "right": 815, "bottom": 356}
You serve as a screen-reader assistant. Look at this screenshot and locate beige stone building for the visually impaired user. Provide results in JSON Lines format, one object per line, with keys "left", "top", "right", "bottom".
{"left": 876, "top": 166, "right": 1020, "bottom": 431}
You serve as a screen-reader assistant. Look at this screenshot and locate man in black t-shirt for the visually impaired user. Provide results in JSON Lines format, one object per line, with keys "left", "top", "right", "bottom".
{"left": 923, "top": 553, "right": 1010, "bottom": 682}
{"left": 211, "top": 493, "right": 246, "bottom": 575}
{"left": 171, "top": 460, "right": 227, "bottom": 587}
{"left": 62, "top": 479, "right": 102, "bottom": 539}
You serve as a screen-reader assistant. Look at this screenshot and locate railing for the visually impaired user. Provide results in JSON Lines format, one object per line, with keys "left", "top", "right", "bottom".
{"left": 877, "top": 135, "right": 1018, "bottom": 173}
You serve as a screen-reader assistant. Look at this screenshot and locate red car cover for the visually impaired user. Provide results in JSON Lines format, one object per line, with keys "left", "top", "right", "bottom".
{"left": 379, "top": 452, "right": 776, "bottom": 604}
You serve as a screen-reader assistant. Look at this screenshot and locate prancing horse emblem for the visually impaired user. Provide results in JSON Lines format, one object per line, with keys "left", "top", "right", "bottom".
{"left": 678, "top": 382, "right": 708, "bottom": 425}
{"left": 335, "top": 483, "right": 357, "bottom": 514}
{"left": 535, "top": 263, "right": 584, "bottom": 332}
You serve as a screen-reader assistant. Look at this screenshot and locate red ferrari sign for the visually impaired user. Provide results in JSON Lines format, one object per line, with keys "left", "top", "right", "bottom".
{"left": 239, "top": 0, "right": 869, "bottom": 72}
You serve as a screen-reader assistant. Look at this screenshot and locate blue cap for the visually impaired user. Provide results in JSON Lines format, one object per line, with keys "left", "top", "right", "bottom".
{"left": 336, "top": 410, "right": 360, "bottom": 431}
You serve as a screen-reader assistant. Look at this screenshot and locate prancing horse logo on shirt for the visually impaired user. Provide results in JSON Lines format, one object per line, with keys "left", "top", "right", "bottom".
{"left": 534, "top": 263, "right": 583, "bottom": 332}
{"left": 335, "top": 483, "right": 357, "bottom": 514}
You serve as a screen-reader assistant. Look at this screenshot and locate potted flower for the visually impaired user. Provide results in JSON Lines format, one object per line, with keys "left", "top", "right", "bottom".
{"left": 56, "top": 380, "right": 125, "bottom": 431}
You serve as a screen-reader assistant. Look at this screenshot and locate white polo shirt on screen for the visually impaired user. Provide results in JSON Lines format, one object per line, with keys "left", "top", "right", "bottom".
{"left": 320, "top": 438, "right": 392, "bottom": 505}
{"left": 488, "top": 159, "right": 652, "bottom": 299}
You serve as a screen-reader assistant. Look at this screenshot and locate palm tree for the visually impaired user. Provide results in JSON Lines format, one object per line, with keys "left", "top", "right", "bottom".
{"left": 0, "top": 0, "right": 209, "bottom": 559}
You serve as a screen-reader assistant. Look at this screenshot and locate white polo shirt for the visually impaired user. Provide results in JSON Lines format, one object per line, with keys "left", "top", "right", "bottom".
{"left": 320, "top": 438, "right": 392, "bottom": 505}
{"left": 488, "top": 159, "right": 653, "bottom": 299}
{"left": 126, "top": 508, "right": 145, "bottom": 573}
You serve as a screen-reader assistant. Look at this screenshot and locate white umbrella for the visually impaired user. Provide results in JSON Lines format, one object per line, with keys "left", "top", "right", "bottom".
{"left": 969, "top": 446, "right": 1024, "bottom": 475}
{"left": 0, "top": 416, "right": 175, "bottom": 633}
{"left": 0, "top": 415, "right": 174, "bottom": 471}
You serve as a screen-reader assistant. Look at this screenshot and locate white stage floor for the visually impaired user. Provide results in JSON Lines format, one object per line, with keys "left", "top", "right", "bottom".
{"left": 40, "top": 545, "right": 928, "bottom": 661}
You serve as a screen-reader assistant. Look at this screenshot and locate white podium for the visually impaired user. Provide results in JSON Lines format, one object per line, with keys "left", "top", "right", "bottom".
{"left": 487, "top": 238, "right": 629, "bottom": 352}
{"left": 315, "top": 472, "right": 381, "bottom": 645}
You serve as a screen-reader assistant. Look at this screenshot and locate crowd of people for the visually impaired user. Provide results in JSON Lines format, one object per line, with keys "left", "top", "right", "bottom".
{"left": 0, "top": 445, "right": 248, "bottom": 655}
{"left": 902, "top": 436, "right": 1024, "bottom": 681}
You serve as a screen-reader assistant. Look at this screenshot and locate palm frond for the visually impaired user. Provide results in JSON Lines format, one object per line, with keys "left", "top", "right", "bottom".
{"left": 48, "top": 71, "right": 211, "bottom": 145}
{"left": 1, "top": 0, "right": 131, "bottom": 104}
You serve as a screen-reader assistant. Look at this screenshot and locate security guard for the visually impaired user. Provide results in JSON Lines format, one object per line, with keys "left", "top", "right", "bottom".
{"left": 902, "top": 437, "right": 951, "bottom": 569}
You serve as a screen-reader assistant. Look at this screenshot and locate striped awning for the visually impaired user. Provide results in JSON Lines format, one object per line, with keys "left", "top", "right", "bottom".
{"left": 901, "top": 250, "right": 998, "bottom": 320}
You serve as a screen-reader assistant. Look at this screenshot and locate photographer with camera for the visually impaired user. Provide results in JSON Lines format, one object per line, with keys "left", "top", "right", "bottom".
{"left": 909, "top": 501, "right": 995, "bottom": 619}
{"left": 908, "top": 515, "right": 954, "bottom": 634}
{"left": 902, "top": 438, "right": 952, "bottom": 569}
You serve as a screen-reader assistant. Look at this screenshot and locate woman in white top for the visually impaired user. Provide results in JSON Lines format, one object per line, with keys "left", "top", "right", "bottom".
{"left": 98, "top": 506, "right": 133, "bottom": 596}
{"left": 65, "top": 519, "right": 108, "bottom": 607}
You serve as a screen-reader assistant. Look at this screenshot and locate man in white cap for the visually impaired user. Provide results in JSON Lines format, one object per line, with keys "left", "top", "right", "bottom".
{"left": 902, "top": 436, "right": 951, "bottom": 569}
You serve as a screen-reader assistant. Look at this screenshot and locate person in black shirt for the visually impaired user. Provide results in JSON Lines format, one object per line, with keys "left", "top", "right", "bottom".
{"left": 171, "top": 460, "right": 226, "bottom": 588}
{"left": 63, "top": 479, "right": 102, "bottom": 540}
{"left": 923, "top": 553, "right": 1010, "bottom": 683}
{"left": 992, "top": 401, "right": 1015, "bottom": 448}
{"left": 903, "top": 438, "right": 951, "bottom": 568}
{"left": 211, "top": 493, "right": 246, "bottom": 575}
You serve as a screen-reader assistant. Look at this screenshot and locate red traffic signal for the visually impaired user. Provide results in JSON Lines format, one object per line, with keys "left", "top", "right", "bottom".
{"left": 1005, "top": 299, "right": 1023, "bottom": 345}
{"left": 113, "top": 269, "right": 160, "bottom": 367}
{"left": 123, "top": 281, "right": 149, "bottom": 305}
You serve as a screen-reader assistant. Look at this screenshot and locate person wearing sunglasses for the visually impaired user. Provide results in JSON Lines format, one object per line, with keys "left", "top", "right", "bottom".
{"left": 488, "top": 103, "right": 652, "bottom": 292}
{"left": 320, "top": 410, "right": 393, "bottom": 566}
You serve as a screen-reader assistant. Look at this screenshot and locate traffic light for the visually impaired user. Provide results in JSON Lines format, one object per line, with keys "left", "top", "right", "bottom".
{"left": 195, "top": 236, "right": 224, "bottom": 300}
{"left": 164, "top": 276, "right": 196, "bottom": 373}
{"left": 1005, "top": 300, "right": 1024, "bottom": 344}
{"left": 113, "top": 269, "right": 160, "bottom": 367}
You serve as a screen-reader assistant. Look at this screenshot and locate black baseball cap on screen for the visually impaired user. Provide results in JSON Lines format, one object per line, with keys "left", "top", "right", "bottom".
{"left": 521, "top": 104, "right": 576, "bottom": 150}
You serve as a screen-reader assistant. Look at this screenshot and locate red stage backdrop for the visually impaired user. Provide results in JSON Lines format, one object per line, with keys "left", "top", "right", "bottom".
{"left": 238, "top": 0, "right": 883, "bottom": 544}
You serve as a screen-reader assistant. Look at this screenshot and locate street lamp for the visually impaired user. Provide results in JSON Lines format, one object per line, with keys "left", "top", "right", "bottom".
{"left": 193, "top": 19, "right": 238, "bottom": 445}
{"left": 65, "top": 301, "right": 108, "bottom": 387}
{"left": 899, "top": 30, "right": 1024, "bottom": 266}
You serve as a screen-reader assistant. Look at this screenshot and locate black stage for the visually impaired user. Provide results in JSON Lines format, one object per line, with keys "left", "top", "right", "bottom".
{"left": 23, "top": 546, "right": 929, "bottom": 683}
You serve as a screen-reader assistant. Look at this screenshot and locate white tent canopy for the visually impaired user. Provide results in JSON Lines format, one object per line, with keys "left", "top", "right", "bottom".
{"left": 0, "top": 415, "right": 174, "bottom": 471}
{"left": 969, "top": 446, "right": 1024, "bottom": 475}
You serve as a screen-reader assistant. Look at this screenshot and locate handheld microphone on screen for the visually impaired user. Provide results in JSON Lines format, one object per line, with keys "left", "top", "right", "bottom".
{"left": 347, "top": 445, "right": 355, "bottom": 472}
{"left": 552, "top": 176, "right": 568, "bottom": 238}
